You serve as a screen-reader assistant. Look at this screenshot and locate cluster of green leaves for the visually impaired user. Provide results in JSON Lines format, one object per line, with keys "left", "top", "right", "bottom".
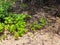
{"left": 0, "top": 0, "right": 15, "bottom": 18}
{"left": 0, "top": 0, "right": 27, "bottom": 39}
{"left": 4, "top": 14, "right": 27, "bottom": 39}
{"left": 30, "top": 18, "right": 47, "bottom": 31}
{"left": 0, "top": 0, "right": 15, "bottom": 33}
{"left": 0, "top": 23, "right": 4, "bottom": 33}
{"left": 0, "top": 13, "right": 27, "bottom": 39}
{"left": 20, "top": 3, "right": 26, "bottom": 9}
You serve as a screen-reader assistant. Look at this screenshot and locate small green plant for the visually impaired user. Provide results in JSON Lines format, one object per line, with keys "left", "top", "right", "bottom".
{"left": 4, "top": 14, "right": 27, "bottom": 38}
{"left": 30, "top": 18, "right": 47, "bottom": 31}
{"left": 4, "top": 25, "right": 10, "bottom": 30}
{"left": 39, "top": 18, "right": 47, "bottom": 26}
{"left": 0, "top": 23, "right": 4, "bottom": 33}
{"left": 30, "top": 22, "right": 42, "bottom": 31}
{"left": 0, "top": 0, "right": 28, "bottom": 39}
{"left": 20, "top": 3, "right": 25, "bottom": 8}
{"left": 14, "top": 32, "right": 19, "bottom": 39}
{"left": 9, "top": 24, "right": 16, "bottom": 33}
{"left": 4, "top": 17, "right": 13, "bottom": 24}
{"left": 0, "top": 0, "right": 15, "bottom": 34}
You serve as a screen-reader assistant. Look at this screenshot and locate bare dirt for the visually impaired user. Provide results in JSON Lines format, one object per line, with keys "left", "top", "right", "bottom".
{"left": 0, "top": 31, "right": 60, "bottom": 45}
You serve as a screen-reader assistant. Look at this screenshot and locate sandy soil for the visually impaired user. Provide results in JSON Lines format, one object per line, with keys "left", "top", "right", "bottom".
{"left": 0, "top": 31, "right": 60, "bottom": 45}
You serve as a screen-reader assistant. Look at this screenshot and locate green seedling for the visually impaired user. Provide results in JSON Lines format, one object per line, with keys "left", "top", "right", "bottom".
{"left": 0, "top": 23, "right": 4, "bottom": 33}
{"left": 30, "top": 18, "right": 47, "bottom": 31}
{"left": 20, "top": 3, "right": 25, "bottom": 8}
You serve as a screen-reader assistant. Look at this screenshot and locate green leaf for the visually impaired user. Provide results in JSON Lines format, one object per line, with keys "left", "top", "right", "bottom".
{"left": 14, "top": 32, "right": 19, "bottom": 39}
{"left": 9, "top": 25, "right": 16, "bottom": 33}
{"left": 5, "top": 25, "right": 10, "bottom": 30}
{"left": 0, "top": 23, "right": 4, "bottom": 33}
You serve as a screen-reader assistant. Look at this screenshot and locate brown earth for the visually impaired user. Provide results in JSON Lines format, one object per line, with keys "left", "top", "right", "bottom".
{"left": 0, "top": 31, "right": 60, "bottom": 45}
